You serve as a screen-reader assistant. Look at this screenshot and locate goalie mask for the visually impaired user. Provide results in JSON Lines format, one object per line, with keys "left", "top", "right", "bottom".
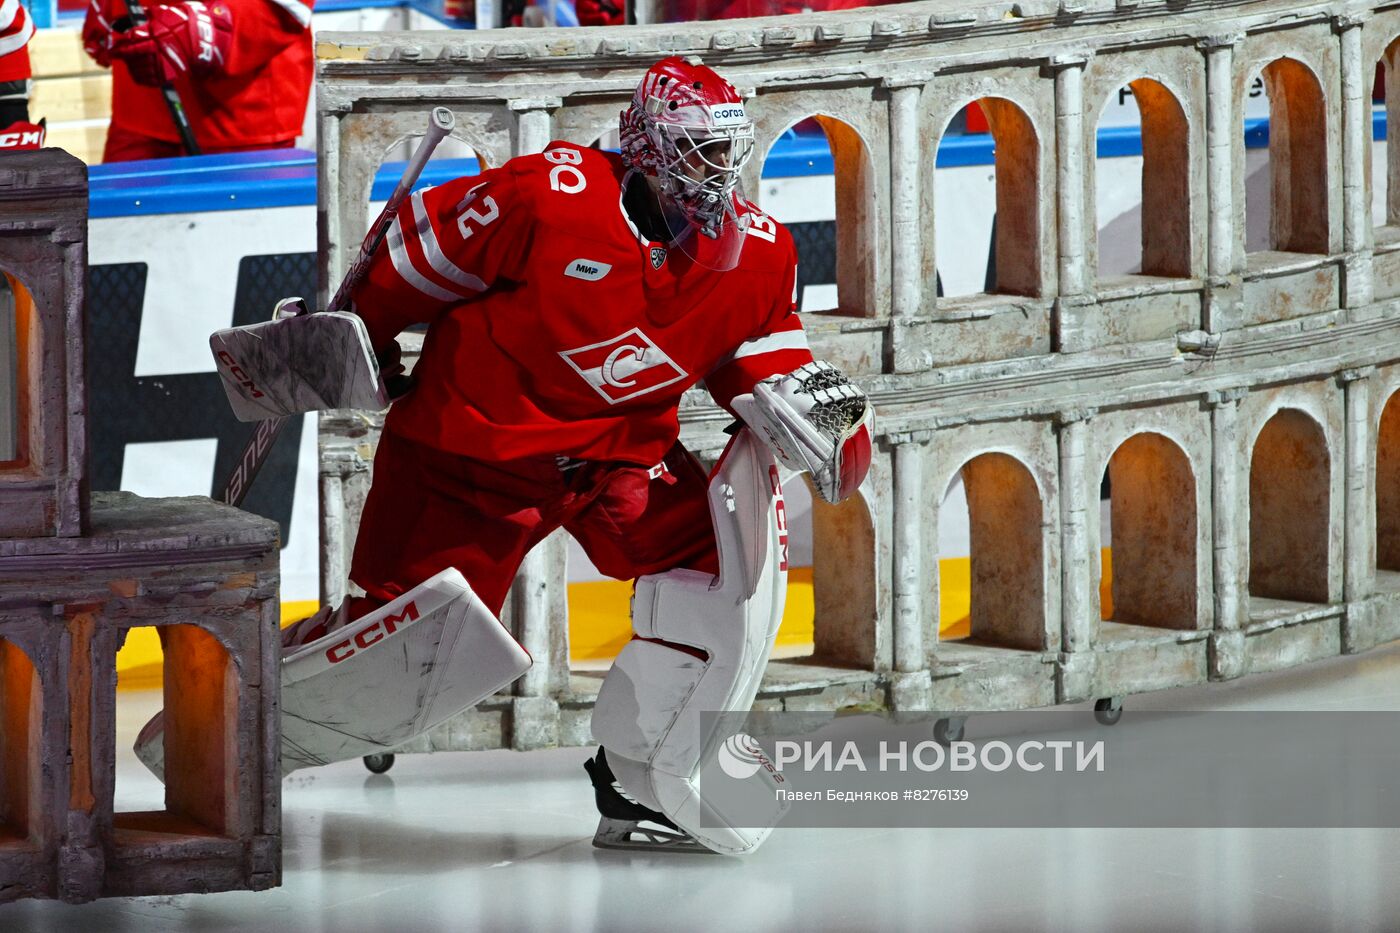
{"left": 620, "top": 56, "right": 755, "bottom": 271}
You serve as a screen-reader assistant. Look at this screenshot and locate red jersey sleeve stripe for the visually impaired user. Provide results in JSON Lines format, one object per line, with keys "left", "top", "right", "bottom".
{"left": 262, "top": 0, "right": 311, "bottom": 27}
{"left": 0, "top": 0, "right": 24, "bottom": 30}
{"left": 385, "top": 210, "right": 470, "bottom": 302}
{"left": 0, "top": 2, "right": 33, "bottom": 57}
{"left": 409, "top": 189, "right": 488, "bottom": 293}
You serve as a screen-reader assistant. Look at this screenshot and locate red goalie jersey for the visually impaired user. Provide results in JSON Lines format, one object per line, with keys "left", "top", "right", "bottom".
{"left": 351, "top": 141, "right": 814, "bottom": 467}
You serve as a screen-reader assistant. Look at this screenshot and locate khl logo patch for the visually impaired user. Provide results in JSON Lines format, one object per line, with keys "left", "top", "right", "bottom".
{"left": 558, "top": 328, "right": 688, "bottom": 404}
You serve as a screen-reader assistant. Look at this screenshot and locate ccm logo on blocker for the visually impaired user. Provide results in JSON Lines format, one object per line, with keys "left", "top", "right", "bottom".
{"left": 326, "top": 602, "right": 421, "bottom": 663}
{"left": 216, "top": 350, "right": 265, "bottom": 399}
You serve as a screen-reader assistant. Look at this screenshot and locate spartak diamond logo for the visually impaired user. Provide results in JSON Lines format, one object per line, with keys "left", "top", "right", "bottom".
{"left": 558, "top": 328, "right": 688, "bottom": 404}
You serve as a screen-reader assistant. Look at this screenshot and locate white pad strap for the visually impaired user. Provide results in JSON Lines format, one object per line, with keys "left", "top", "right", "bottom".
{"left": 592, "top": 429, "right": 791, "bottom": 854}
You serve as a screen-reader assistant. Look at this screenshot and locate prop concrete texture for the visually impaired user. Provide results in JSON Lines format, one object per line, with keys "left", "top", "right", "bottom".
{"left": 0, "top": 151, "right": 88, "bottom": 539}
{"left": 0, "top": 151, "right": 281, "bottom": 904}
{"left": 314, "top": 0, "right": 1400, "bottom": 752}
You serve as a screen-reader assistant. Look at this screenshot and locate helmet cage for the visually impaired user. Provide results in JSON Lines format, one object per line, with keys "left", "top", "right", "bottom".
{"left": 649, "top": 119, "right": 755, "bottom": 237}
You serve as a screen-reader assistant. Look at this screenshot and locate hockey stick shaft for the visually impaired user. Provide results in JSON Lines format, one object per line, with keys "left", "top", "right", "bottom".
{"left": 120, "top": 0, "right": 201, "bottom": 155}
{"left": 219, "top": 107, "right": 456, "bottom": 508}
{"left": 327, "top": 106, "right": 455, "bottom": 314}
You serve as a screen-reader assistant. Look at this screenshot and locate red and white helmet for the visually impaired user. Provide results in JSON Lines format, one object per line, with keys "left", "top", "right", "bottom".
{"left": 620, "top": 57, "right": 755, "bottom": 252}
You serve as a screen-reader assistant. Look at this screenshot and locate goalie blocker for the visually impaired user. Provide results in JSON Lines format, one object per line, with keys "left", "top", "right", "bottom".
{"left": 209, "top": 298, "right": 390, "bottom": 422}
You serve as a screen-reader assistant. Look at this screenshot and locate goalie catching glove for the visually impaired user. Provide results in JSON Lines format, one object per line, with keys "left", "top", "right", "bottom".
{"left": 730, "top": 361, "right": 873, "bottom": 504}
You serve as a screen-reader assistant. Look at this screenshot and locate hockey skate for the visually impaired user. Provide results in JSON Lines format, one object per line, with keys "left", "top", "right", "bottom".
{"left": 584, "top": 749, "right": 708, "bottom": 853}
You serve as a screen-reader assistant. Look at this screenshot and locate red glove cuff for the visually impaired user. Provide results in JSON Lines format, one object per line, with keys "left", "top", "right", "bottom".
{"left": 82, "top": 0, "right": 117, "bottom": 68}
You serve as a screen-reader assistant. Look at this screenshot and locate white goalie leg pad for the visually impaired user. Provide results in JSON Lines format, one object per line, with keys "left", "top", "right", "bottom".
{"left": 592, "top": 429, "right": 792, "bottom": 855}
{"left": 209, "top": 304, "right": 389, "bottom": 422}
{"left": 134, "top": 568, "right": 532, "bottom": 778}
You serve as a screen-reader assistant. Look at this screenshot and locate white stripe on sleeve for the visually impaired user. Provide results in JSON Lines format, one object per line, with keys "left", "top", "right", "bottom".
{"left": 410, "top": 190, "right": 488, "bottom": 293}
{"left": 0, "top": 0, "right": 19, "bottom": 31}
{"left": 0, "top": 7, "right": 32, "bottom": 53}
{"left": 713, "top": 328, "right": 810, "bottom": 368}
{"left": 386, "top": 214, "right": 468, "bottom": 303}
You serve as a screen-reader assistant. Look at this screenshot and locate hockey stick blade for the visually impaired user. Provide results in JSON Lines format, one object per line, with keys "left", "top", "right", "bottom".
{"left": 217, "top": 107, "right": 456, "bottom": 509}
{"left": 222, "top": 415, "right": 288, "bottom": 507}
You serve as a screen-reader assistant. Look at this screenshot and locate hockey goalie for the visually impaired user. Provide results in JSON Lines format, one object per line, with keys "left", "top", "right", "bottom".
{"left": 141, "top": 56, "right": 874, "bottom": 855}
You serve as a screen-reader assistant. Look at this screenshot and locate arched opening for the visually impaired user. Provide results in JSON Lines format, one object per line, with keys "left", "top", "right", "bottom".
{"left": 1375, "top": 42, "right": 1398, "bottom": 235}
{"left": 589, "top": 129, "right": 620, "bottom": 151}
{"left": 1098, "top": 433, "right": 1198, "bottom": 629}
{"left": 1249, "top": 409, "right": 1331, "bottom": 603}
{"left": 368, "top": 134, "right": 485, "bottom": 225}
{"left": 562, "top": 463, "right": 828, "bottom": 669}
{"left": 760, "top": 115, "right": 877, "bottom": 315}
{"left": 1375, "top": 390, "right": 1400, "bottom": 576}
{"left": 1244, "top": 58, "right": 1329, "bottom": 256}
{"left": 0, "top": 638, "right": 41, "bottom": 847}
{"left": 0, "top": 270, "right": 35, "bottom": 467}
{"left": 808, "top": 483, "right": 877, "bottom": 667}
{"left": 934, "top": 99, "right": 1040, "bottom": 300}
{"left": 114, "top": 624, "right": 240, "bottom": 837}
{"left": 1095, "top": 80, "right": 1191, "bottom": 280}
{"left": 937, "top": 453, "right": 1045, "bottom": 650}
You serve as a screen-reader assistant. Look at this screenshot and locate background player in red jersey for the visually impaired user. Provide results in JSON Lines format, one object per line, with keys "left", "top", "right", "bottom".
{"left": 82, "top": 0, "right": 312, "bottom": 160}
{"left": 0, "top": 0, "right": 44, "bottom": 150}
{"left": 285, "top": 56, "right": 874, "bottom": 853}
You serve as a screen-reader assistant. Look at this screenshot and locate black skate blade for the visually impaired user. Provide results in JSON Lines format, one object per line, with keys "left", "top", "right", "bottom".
{"left": 591, "top": 816, "right": 711, "bottom": 854}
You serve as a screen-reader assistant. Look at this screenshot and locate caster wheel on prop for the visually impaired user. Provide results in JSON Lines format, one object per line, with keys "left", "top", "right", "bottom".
{"left": 1093, "top": 697, "right": 1123, "bottom": 726}
{"left": 933, "top": 717, "right": 966, "bottom": 745}
{"left": 363, "top": 753, "right": 396, "bottom": 774}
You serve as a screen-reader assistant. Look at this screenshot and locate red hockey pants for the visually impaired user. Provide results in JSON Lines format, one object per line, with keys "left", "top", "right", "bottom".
{"left": 349, "top": 429, "right": 720, "bottom": 618}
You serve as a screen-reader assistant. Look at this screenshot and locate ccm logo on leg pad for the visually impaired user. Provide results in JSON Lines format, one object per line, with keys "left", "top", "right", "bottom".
{"left": 326, "top": 601, "right": 420, "bottom": 663}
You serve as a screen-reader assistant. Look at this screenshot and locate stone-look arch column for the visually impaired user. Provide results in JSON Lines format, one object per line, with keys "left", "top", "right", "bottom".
{"left": 890, "top": 431, "right": 933, "bottom": 709}
{"left": 1201, "top": 34, "right": 1243, "bottom": 333}
{"left": 1208, "top": 386, "right": 1249, "bottom": 680}
{"left": 1056, "top": 409, "right": 1096, "bottom": 701}
{"left": 510, "top": 530, "right": 568, "bottom": 750}
{"left": 1053, "top": 55, "right": 1092, "bottom": 353}
{"left": 1342, "top": 366, "right": 1380, "bottom": 652}
{"left": 318, "top": 108, "right": 347, "bottom": 309}
{"left": 1337, "top": 13, "right": 1376, "bottom": 310}
{"left": 510, "top": 97, "right": 564, "bottom": 157}
{"left": 887, "top": 77, "right": 925, "bottom": 374}
{"left": 504, "top": 96, "right": 566, "bottom": 750}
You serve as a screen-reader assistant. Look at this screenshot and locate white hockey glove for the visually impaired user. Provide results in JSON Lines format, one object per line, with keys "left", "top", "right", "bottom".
{"left": 730, "top": 361, "right": 874, "bottom": 504}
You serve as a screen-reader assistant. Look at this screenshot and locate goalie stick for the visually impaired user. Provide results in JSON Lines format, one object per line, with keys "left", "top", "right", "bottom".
{"left": 218, "top": 106, "right": 456, "bottom": 508}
